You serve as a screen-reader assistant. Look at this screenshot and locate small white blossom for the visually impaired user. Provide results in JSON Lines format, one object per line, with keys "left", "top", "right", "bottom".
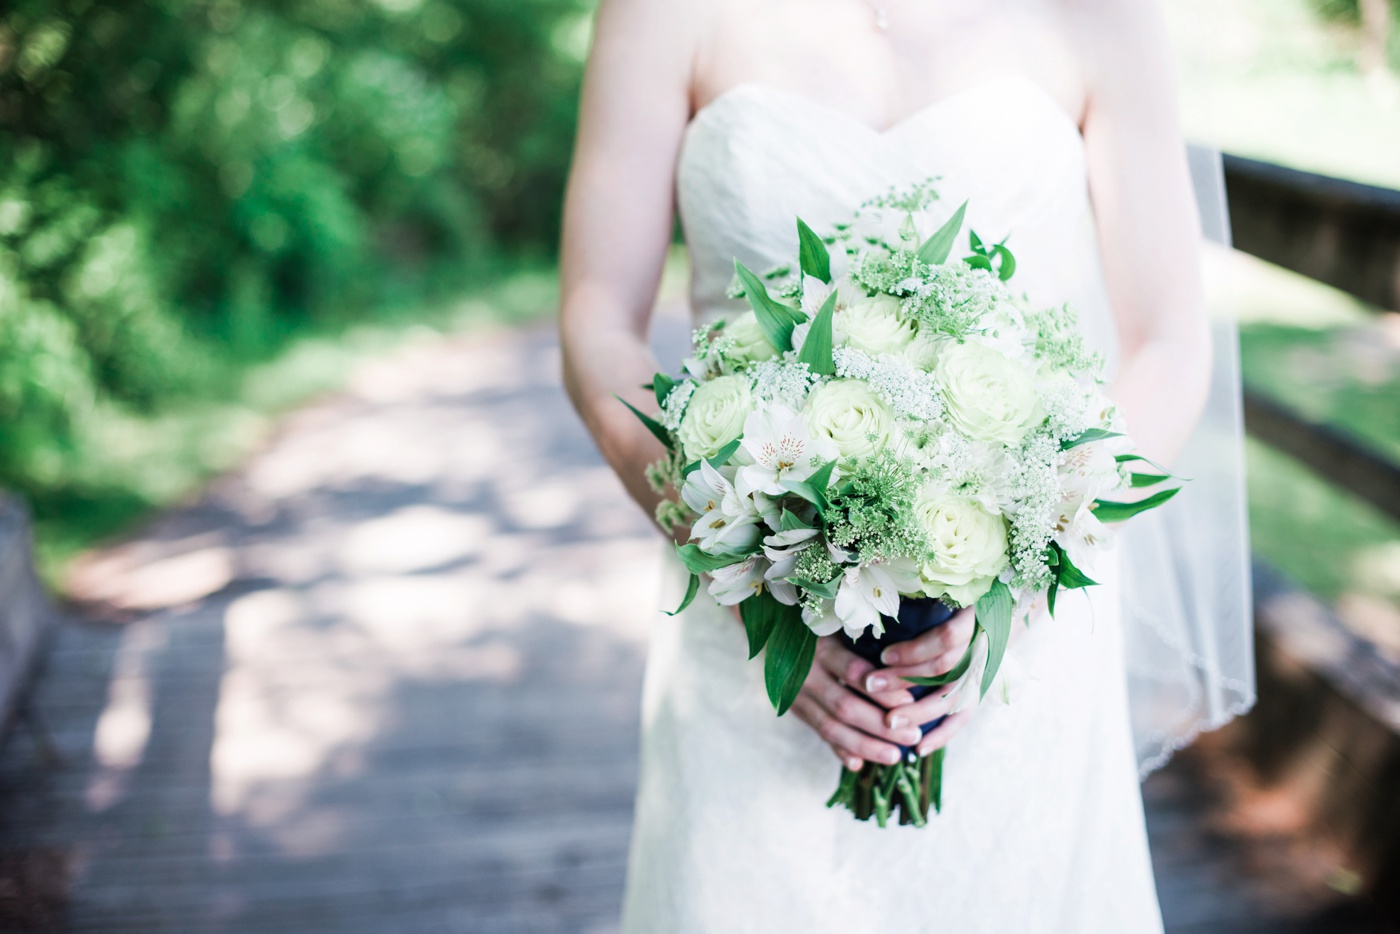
{"left": 662, "top": 380, "right": 697, "bottom": 432}
{"left": 750, "top": 358, "right": 818, "bottom": 408}
{"left": 832, "top": 346, "right": 945, "bottom": 422}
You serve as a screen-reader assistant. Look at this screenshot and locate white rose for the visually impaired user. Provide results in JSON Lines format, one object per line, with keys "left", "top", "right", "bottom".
{"left": 721, "top": 312, "right": 779, "bottom": 366}
{"left": 678, "top": 375, "right": 751, "bottom": 461}
{"left": 803, "top": 379, "right": 893, "bottom": 460}
{"left": 914, "top": 488, "right": 1010, "bottom": 606}
{"left": 836, "top": 293, "right": 918, "bottom": 357}
{"left": 936, "top": 340, "right": 1042, "bottom": 445}
{"left": 901, "top": 332, "right": 943, "bottom": 370}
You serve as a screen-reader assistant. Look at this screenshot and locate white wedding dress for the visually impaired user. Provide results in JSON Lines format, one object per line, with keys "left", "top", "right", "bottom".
{"left": 621, "top": 74, "right": 1164, "bottom": 933}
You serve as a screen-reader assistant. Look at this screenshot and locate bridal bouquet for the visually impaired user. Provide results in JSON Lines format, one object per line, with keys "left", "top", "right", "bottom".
{"left": 622, "top": 182, "right": 1178, "bottom": 827}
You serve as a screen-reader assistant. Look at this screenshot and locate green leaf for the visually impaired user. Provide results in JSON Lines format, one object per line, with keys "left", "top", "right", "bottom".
{"left": 1060, "top": 428, "right": 1123, "bottom": 451}
{"left": 963, "top": 254, "right": 994, "bottom": 271}
{"left": 915, "top": 200, "right": 968, "bottom": 266}
{"left": 1050, "top": 542, "right": 1097, "bottom": 590}
{"left": 1130, "top": 472, "right": 1171, "bottom": 488}
{"left": 1116, "top": 453, "right": 1187, "bottom": 480}
{"left": 975, "top": 579, "right": 1013, "bottom": 699}
{"left": 652, "top": 373, "right": 676, "bottom": 409}
{"left": 1093, "top": 486, "right": 1181, "bottom": 523}
{"left": 969, "top": 229, "right": 984, "bottom": 253}
{"left": 740, "top": 590, "right": 783, "bottom": 659}
{"left": 780, "top": 508, "right": 813, "bottom": 532}
{"left": 993, "top": 243, "right": 1016, "bottom": 281}
{"left": 796, "top": 218, "right": 832, "bottom": 284}
{"left": 616, "top": 395, "right": 673, "bottom": 451}
{"left": 675, "top": 543, "right": 748, "bottom": 574}
{"left": 1047, "top": 579, "right": 1059, "bottom": 618}
{"left": 664, "top": 573, "right": 700, "bottom": 616}
{"left": 903, "top": 636, "right": 977, "bottom": 687}
{"left": 734, "top": 260, "right": 800, "bottom": 351}
{"left": 791, "top": 576, "right": 840, "bottom": 600}
{"left": 682, "top": 437, "right": 742, "bottom": 477}
{"left": 796, "top": 290, "right": 838, "bottom": 376}
{"left": 780, "top": 459, "right": 837, "bottom": 515}
{"left": 764, "top": 604, "right": 818, "bottom": 715}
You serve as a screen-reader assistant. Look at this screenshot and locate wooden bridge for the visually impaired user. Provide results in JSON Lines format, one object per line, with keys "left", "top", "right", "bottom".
{"left": 0, "top": 315, "right": 1384, "bottom": 932}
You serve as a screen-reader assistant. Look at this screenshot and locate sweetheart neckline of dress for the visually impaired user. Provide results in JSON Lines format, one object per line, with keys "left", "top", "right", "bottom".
{"left": 684, "top": 73, "right": 1084, "bottom": 145}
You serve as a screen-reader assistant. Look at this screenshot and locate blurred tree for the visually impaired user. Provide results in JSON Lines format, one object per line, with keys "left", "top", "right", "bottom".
{"left": 0, "top": 0, "right": 591, "bottom": 504}
{"left": 1311, "top": 0, "right": 1398, "bottom": 74}
{"left": 1359, "top": 0, "right": 1395, "bottom": 74}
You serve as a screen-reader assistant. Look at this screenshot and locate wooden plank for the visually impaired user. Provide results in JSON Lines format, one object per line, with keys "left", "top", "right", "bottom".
{"left": 1223, "top": 153, "right": 1400, "bottom": 312}
{"left": 1244, "top": 389, "right": 1400, "bottom": 524}
{"left": 0, "top": 494, "right": 53, "bottom": 731}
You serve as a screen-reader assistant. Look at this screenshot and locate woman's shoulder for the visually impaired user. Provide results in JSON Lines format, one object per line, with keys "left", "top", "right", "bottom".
{"left": 1044, "top": 0, "right": 1172, "bottom": 47}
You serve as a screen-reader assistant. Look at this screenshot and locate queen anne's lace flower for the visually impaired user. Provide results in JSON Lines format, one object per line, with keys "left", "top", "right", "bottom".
{"left": 750, "top": 358, "right": 817, "bottom": 407}
{"left": 832, "top": 347, "right": 944, "bottom": 422}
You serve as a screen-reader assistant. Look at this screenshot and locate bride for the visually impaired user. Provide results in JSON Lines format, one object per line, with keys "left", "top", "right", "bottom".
{"left": 559, "top": 0, "right": 1252, "bottom": 930}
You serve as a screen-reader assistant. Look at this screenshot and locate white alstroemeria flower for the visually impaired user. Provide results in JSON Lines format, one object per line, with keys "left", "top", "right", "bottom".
{"left": 1054, "top": 498, "right": 1113, "bottom": 573}
{"left": 832, "top": 559, "right": 923, "bottom": 639}
{"left": 761, "top": 526, "right": 819, "bottom": 606}
{"left": 734, "top": 404, "right": 839, "bottom": 498}
{"left": 680, "top": 460, "right": 763, "bottom": 555}
{"left": 1059, "top": 441, "right": 1124, "bottom": 507}
{"left": 798, "top": 267, "right": 859, "bottom": 319}
{"left": 944, "top": 629, "right": 990, "bottom": 713}
{"left": 763, "top": 526, "right": 819, "bottom": 567}
{"left": 802, "top": 599, "right": 843, "bottom": 637}
{"left": 707, "top": 555, "right": 770, "bottom": 606}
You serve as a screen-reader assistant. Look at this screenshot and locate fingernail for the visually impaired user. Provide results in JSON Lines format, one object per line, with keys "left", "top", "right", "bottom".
{"left": 881, "top": 648, "right": 900, "bottom": 665}
{"left": 899, "top": 728, "right": 922, "bottom": 744}
{"left": 846, "top": 757, "right": 862, "bottom": 771}
{"left": 883, "top": 748, "right": 901, "bottom": 764}
{"left": 887, "top": 714, "right": 907, "bottom": 730}
{"left": 866, "top": 675, "right": 887, "bottom": 692}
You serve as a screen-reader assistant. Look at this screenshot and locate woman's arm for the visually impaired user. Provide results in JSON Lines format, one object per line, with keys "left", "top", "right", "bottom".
{"left": 559, "top": 0, "right": 701, "bottom": 522}
{"left": 561, "top": 0, "right": 943, "bottom": 771}
{"left": 1073, "top": 0, "right": 1213, "bottom": 465}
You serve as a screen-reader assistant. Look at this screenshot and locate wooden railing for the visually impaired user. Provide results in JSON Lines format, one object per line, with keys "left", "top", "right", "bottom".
{"left": 1207, "top": 151, "right": 1400, "bottom": 914}
{"left": 1218, "top": 153, "right": 1400, "bottom": 525}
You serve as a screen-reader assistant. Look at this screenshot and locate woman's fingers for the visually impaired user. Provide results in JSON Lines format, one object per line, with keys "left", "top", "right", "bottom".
{"left": 790, "top": 696, "right": 865, "bottom": 771}
{"left": 815, "top": 638, "right": 914, "bottom": 707}
{"left": 877, "top": 607, "right": 975, "bottom": 667}
{"left": 804, "top": 696, "right": 906, "bottom": 766}
{"left": 879, "top": 646, "right": 972, "bottom": 685}
{"left": 805, "top": 662, "right": 923, "bottom": 747}
{"left": 915, "top": 710, "right": 973, "bottom": 756}
{"left": 882, "top": 687, "right": 958, "bottom": 732}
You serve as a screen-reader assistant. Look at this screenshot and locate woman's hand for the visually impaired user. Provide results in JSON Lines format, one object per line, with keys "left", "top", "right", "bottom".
{"left": 787, "top": 607, "right": 980, "bottom": 770}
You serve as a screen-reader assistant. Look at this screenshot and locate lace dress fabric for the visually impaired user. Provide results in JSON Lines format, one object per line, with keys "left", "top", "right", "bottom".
{"left": 620, "top": 75, "right": 1164, "bottom": 933}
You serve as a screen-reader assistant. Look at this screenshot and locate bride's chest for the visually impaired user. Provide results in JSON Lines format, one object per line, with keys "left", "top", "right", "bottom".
{"left": 675, "top": 77, "right": 1090, "bottom": 267}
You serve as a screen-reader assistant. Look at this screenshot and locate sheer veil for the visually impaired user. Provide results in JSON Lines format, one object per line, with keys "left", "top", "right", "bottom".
{"left": 1120, "top": 144, "right": 1256, "bottom": 776}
